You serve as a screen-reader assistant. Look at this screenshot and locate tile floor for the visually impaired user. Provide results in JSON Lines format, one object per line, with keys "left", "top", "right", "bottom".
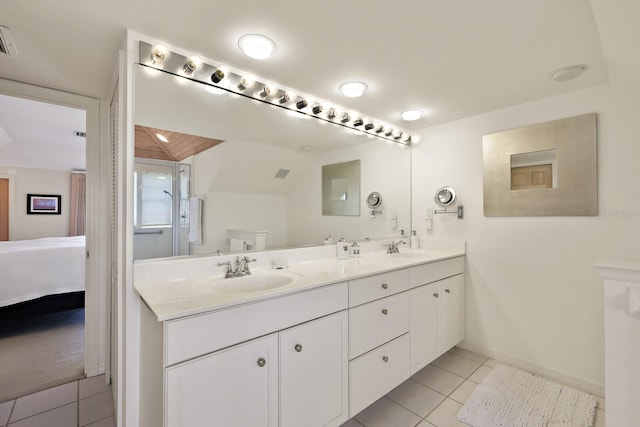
{"left": 0, "top": 375, "right": 114, "bottom": 427}
{"left": 0, "top": 348, "right": 605, "bottom": 427}
{"left": 343, "top": 347, "right": 606, "bottom": 427}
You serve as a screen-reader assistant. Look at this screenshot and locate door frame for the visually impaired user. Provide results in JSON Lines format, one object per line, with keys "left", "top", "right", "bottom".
{"left": 0, "top": 78, "right": 108, "bottom": 377}
{"left": 0, "top": 175, "right": 14, "bottom": 240}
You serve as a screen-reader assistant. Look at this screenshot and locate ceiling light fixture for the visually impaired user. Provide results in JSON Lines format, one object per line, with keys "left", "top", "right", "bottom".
{"left": 400, "top": 109, "right": 423, "bottom": 121}
{"left": 238, "top": 34, "right": 276, "bottom": 60}
{"left": 550, "top": 65, "right": 587, "bottom": 82}
{"left": 340, "top": 112, "right": 351, "bottom": 124}
{"left": 326, "top": 108, "right": 337, "bottom": 120}
{"left": 339, "top": 81, "right": 368, "bottom": 98}
{"left": 156, "top": 133, "right": 169, "bottom": 143}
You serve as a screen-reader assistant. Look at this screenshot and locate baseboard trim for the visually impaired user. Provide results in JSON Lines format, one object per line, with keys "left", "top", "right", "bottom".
{"left": 458, "top": 341, "right": 605, "bottom": 397}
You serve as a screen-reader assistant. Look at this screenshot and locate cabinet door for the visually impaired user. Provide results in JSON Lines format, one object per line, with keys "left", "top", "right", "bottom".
{"left": 280, "top": 311, "right": 348, "bottom": 427}
{"left": 438, "top": 274, "right": 464, "bottom": 352}
{"left": 165, "top": 334, "right": 278, "bottom": 427}
{"left": 409, "top": 282, "right": 439, "bottom": 374}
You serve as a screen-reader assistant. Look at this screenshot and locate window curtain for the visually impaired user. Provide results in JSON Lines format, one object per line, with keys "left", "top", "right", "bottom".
{"left": 69, "top": 172, "right": 86, "bottom": 236}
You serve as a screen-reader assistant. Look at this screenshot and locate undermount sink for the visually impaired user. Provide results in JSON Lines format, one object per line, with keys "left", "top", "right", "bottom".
{"left": 207, "top": 272, "right": 297, "bottom": 293}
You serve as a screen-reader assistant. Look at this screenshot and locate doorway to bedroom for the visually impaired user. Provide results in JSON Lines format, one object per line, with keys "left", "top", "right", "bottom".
{"left": 0, "top": 92, "right": 88, "bottom": 402}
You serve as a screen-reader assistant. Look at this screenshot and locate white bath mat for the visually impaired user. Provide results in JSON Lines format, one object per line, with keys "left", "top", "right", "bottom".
{"left": 457, "top": 364, "right": 597, "bottom": 427}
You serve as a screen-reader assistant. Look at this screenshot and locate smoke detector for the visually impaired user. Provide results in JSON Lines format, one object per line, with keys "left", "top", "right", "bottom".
{"left": 0, "top": 26, "right": 19, "bottom": 59}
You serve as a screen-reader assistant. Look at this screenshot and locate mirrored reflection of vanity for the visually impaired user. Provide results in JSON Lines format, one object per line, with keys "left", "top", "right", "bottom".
{"left": 133, "top": 65, "right": 412, "bottom": 261}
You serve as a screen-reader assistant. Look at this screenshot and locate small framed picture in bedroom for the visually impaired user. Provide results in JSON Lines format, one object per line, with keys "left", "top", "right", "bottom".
{"left": 27, "top": 194, "right": 62, "bottom": 214}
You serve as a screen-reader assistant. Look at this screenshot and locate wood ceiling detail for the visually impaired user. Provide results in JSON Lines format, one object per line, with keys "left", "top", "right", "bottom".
{"left": 135, "top": 125, "right": 224, "bottom": 161}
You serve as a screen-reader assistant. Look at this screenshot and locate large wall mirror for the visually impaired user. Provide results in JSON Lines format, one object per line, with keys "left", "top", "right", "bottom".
{"left": 482, "top": 113, "right": 597, "bottom": 217}
{"left": 133, "top": 65, "right": 411, "bottom": 260}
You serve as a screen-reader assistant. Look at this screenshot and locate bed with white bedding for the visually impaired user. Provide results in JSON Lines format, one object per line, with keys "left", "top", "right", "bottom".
{"left": 0, "top": 236, "right": 85, "bottom": 307}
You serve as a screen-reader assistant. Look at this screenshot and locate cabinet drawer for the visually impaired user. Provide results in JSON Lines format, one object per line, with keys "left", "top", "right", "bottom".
{"left": 409, "top": 257, "right": 464, "bottom": 288}
{"left": 165, "top": 282, "right": 348, "bottom": 366}
{"left": 349, "top": 292, "right": 410, "bottom": 359}
{"left": 349, "top": 333, "right": 410, "bottom": 417}
{"left": 349, "top": 269, "right": 409, "bottom": 307}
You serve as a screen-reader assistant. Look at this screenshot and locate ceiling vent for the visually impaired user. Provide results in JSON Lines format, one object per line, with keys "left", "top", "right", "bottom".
{"left": 0, "top": 26, "right": 19, "bottom": 59}
{"left": 274, "top": 169, "right": 290, "bottom": 179}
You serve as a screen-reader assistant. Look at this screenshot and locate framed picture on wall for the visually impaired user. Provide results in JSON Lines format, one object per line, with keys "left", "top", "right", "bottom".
{"left": 27, "top": 194, "right": 62, "bottom": 215}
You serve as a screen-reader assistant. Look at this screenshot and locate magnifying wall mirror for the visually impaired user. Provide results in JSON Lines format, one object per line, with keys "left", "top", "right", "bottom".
{"left": 434, "top": 186, "right": 464, "bottom": 219}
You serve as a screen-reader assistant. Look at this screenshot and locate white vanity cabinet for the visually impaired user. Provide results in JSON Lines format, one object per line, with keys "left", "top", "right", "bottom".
{"left": 138, "top": 253, "right": 466, "bottom": 426}
{"left": 280, "top": 311, "right": 348, "bottom": 427}
{"left": 139, "top": 282, "right": 349, "bottom": 427}
{"left": 166, "top": 333, "right": 279, "bottom": 427}
{"left": 409, "top": 257, "right": 465, "bottom": 374}
{"left": 348, "top": 269, "right": 412, "bottom": 416}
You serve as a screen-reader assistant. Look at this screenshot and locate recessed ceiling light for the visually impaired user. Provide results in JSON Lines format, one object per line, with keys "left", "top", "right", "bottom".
{"left": 238, "top": 34, "right": 276, "bottom": 60}
{"left": 339, "top": 81, "right": 368, "bottom": 98}
{"left": 550, "top": 65, "right": 586, "bottom": 82}
{"left": 156, "top": 133, "right": 169, "bottom": 143}
{"left": 400, "top": 109, "right": 423, "bottom": 121}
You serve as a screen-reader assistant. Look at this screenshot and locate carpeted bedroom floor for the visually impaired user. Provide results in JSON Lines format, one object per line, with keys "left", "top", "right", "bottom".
{"left": 0, "top": 308, "right": 85, "bottom": 403}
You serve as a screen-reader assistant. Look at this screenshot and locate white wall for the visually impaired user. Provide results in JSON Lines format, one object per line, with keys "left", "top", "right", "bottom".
{"left": 412, "top": 83, "right": 640, "bottom": 394}
{"left": 0, "top": 166, "right": 71, "bottom": 240}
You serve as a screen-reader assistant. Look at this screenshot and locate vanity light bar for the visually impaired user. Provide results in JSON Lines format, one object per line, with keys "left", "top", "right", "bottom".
{"left": 138, "top": 41, "right": 412, "bottom": 146}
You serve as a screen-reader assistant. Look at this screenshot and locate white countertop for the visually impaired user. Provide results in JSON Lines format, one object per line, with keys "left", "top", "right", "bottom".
{"left": 135, "top": 246, "right": 465, "bottom": 321}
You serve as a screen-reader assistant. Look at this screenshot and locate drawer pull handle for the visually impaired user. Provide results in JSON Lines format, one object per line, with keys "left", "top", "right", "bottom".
{"left": 294, "top": 344, "right": 303, "bottom": 352}
{"left": 445, "top": 289, "right": 451, "bottom": 293}
{"left": 381, "top": 283, "right": 388, "bottom": 290}
{"left": 382, "top": 309, "right": 389, "bottom": 315}
{"left": 433, "top": 293, "right": 439, "bottom": 298}
{"left": 382, "top": 356, "right": 389, "bottom": 363}
{"left": 257, "top": 357, "right": 266, "bottom": 367}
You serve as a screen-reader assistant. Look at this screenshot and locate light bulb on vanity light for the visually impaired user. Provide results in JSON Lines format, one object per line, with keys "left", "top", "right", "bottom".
{"left": 150, "top": 44, "right": 169, "bottom": 65}
{"left": 312, "top": 103, "right": 324, "bottom": 115}
{"left": 296, "top": 98, "right": 308, "bottom": 109}
{"left": 237, "top": 75, "right": 255, "bottom": 91}
{"left": 183, "top": 55, "right": 203, "bottom": 75}
{"left": 279, "top": 90, "right": 295, "bottom": 104}
{"left": 210, "top": 66, "right": 229, "bottom": 84}
{"left": 258, "top": 83, "right": 277, "bottom": 98}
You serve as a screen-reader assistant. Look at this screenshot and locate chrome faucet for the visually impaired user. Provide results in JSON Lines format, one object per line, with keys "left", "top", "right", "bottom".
{"left": 386, "top": 240, "right": 406, "bottom": 254}
{"left": 218, "top": 256, "right": 257, "bottom": 278}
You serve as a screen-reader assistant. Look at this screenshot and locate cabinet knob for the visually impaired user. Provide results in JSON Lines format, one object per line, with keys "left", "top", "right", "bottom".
{"left": 445, "top": 289, "right": 451, "bottom": 293}
{"left": 433, "top": 293, "right": 439, "bottom": 298}
{"left": 381, "top": 309, "right": 389, "bottom": 315}
{"left": 382, "top": 356, "right": 389, "bottom": 363}
{"left": 257, "top": 357, "right": 266, "bottom": 367}
{"left": 381, "top": 283, "right": 388, "bottom": 290}
{"left": 294, "top": 344, "right": 303, "bottom": 353}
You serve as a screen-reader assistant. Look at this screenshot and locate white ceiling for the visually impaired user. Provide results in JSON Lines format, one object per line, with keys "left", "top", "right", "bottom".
{"left": 0, "top": 94, "right": 85, "bottom": 170}
{"left": 0, "top": 0, "right": 638, "bottom": 169}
